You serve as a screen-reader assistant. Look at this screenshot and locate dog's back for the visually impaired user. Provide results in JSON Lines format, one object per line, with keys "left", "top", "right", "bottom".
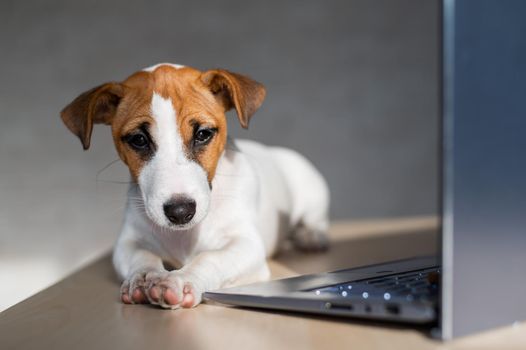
{"left": 234, "top": 139, "right": 330, "bottom": 254}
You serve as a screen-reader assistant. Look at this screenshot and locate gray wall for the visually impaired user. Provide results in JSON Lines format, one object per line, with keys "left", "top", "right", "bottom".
{"left": 0, "top": 0, "right": 439, "bottom": 221}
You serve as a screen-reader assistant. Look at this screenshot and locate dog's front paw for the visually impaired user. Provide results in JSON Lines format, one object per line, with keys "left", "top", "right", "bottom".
{"left": 144, "top": 271, "right": 201, "bottom": 309}
{"left": 121, "top": 269, "right": 162, "bottom": 304}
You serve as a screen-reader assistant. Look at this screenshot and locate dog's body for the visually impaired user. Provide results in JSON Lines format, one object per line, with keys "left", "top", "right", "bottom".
{"left": 61, "top": 63, "right": 329, "bottom": 309}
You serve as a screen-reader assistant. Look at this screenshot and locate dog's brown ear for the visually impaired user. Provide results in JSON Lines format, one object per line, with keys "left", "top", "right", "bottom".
{"left": 201, "top": 69, "right": 266, "bottom": 129}
{"left": 60, "top": 82, "right": 124, "bottom": 150}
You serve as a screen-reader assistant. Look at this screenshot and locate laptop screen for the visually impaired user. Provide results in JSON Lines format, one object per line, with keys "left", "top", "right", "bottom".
{"left": 441, "top": 0, "right": 526, "bottom": 339}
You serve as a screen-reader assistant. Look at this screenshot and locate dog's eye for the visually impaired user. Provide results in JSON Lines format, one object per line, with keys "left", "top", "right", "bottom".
{"left": 128, "top": 134, "right": 149, "bottom": 149}
{"left": 194, "top": 128, "right": 214, "bottom": 145}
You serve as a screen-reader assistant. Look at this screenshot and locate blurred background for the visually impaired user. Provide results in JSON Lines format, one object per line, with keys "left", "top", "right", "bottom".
{"left": 0, "top": 0, "right": 439, "bottom": 311}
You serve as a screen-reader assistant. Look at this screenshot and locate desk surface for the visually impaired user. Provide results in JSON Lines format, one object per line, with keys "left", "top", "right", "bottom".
{"left": 1, "top": 217, "right": 525, "bottom": 350}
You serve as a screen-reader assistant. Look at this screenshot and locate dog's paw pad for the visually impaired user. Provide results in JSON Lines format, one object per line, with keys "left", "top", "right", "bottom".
{"left": 120, "top": 280, "right": 133, "bottom": 304}
{"left": 121, "top": 293, "right": 132, "bottom": 304}
{"left": 148, "top": 285, "right": 162, "bottom": 302}
{"left": 181, "top": 290, "right": 195, "bottom": 308}
{"left": 131, "top": 288, "right": 147, "bottom": 303}
{"left": 144, "top": 272, "right": 200, "bottom": 309}
{"left": 120, "top": 269, "right": 162, "bottom": 305}
{"left": 163, "top": 288, "right": 180, "bottom": 305}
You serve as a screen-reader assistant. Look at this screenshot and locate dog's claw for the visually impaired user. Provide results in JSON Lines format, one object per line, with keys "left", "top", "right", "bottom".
{"left": 132, "top": 288, "right": 147, "bottom": 303}
{"left": 163, "top": 288, "right": 180, "bottom": 305}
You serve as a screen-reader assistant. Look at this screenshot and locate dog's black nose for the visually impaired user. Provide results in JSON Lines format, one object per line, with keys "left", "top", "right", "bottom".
{"left": 163, "top": 198, "right": 196, "bottom": 225}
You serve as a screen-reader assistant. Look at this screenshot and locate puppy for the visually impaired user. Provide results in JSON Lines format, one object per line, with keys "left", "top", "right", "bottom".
{"left": 61, "top": 63, "right": 329, "bottom": 309}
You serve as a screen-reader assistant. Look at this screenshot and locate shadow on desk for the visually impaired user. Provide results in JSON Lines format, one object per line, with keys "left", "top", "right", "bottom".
{"left": 273, "top": 218, "right": 438, "bottom": 277}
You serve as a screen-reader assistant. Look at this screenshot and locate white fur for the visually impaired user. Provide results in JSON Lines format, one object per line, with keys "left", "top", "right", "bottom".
{"left": 143, "top": 63, "right": 185, "bottom": 72}
{"left": 113, "top": 96, "right": 330, "bottom": 309}
{"left": 138, "top": 93, "right": 210, "bottom": 229}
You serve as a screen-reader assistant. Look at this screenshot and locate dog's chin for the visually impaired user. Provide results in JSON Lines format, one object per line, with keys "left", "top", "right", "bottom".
{"left": 166, "top": 221, "right": 198, "bottom": 231}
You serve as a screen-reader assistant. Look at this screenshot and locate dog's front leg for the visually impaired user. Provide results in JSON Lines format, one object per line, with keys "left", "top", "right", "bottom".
{"left": 113, "top": 219, "right": 165, "bottom": 305}
{"left": 145, "top": 229, "right": 269, "bottom": 309}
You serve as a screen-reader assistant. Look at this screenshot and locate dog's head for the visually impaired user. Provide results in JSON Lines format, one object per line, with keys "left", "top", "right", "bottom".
{"left": 61, "top": 63, "right": 265, "bottom": 230}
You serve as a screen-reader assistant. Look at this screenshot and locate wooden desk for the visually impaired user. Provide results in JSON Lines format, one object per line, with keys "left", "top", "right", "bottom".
{"left": 1, "top": 217, "right": 525, "bottom": 349}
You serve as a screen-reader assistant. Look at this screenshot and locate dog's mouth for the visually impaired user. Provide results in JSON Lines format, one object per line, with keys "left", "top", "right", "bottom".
{"left": 167, "top": 221, "right": 198, "bottom": 231}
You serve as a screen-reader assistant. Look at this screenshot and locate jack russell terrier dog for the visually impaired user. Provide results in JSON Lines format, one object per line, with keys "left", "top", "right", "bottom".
{"left": 61, "top": 63, "right": 330, "bottom": 309}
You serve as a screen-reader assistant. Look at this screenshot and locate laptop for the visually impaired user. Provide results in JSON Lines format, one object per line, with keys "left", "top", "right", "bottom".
{"left": 204, "top": 0, "right": 526, "bottom": 339}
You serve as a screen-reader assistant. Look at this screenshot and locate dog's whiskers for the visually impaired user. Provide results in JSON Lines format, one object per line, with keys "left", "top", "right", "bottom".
{"left": 94, "top": 158, "right": 130, "bottom": 184}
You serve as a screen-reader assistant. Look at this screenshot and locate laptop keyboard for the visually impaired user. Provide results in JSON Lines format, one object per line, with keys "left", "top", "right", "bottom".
{"left": 308, "top": 266, "right": 440, "bottom": 302}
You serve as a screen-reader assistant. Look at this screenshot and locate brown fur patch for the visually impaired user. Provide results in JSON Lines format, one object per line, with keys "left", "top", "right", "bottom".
{"left": 110, "top": 72, "right": 155, "bottom": 181}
